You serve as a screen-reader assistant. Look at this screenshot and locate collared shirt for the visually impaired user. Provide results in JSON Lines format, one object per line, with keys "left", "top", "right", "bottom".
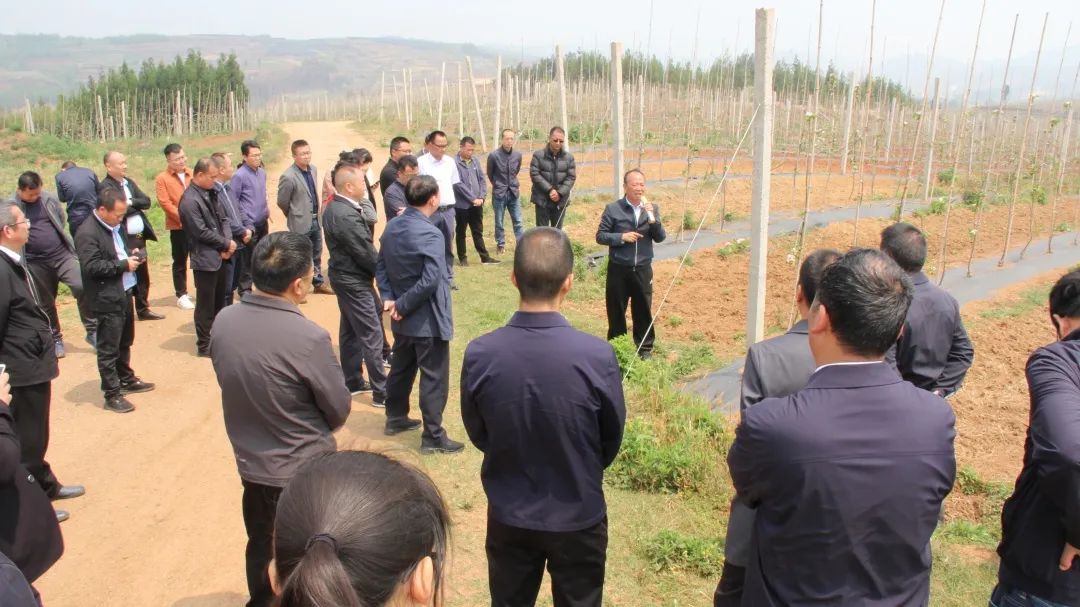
{"left": 93, "top": 211, "right": 136, "bottom": 290}
{"left": 231, "top": 163, "right": 270, "bottom": 225}
{"left": 417, "top": 153, "right": 460, "bottom": 207}
{"left": 461, "top": 311, "right": 626, "bottom": 532}
{"left": 0, "top": 245, "right": 20, "bottom": 263}
{"left": 813, "top": 360, "right": 883, "bottom": 373}
{"left": 486, "top": 145, "right": 522, "bottom": 199}
{"left": 155, "top": 167, "right": 193, "bottom": 230}
{"left": 114, "top": 177, "right": 146, "bottom": 236}
{"left": 299, "top": 166, "right": 318, "bottom": 213}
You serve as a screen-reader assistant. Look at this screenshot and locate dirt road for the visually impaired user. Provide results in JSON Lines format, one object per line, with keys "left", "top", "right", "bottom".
{"left": 35, "top": 121, "right": 400, "bottom": 607}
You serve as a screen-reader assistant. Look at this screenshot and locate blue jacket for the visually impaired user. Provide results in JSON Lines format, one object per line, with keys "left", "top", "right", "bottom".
{"left": 596, "top": 198, "right": 667, "bottom": 267}
{"left": 375, "top": 207, "right": 453, "bottom": 340}
{"left": 997, "top": 329, "right": 1080, "bottom": 604}
{"left": 729, "top": 362, "right": 956, "bottom": 606}
{"left": 54, "top": 166, "right": 100, "bottom": 232}
{"left": 453, "top": 154, "right": 488, "bottom": 210}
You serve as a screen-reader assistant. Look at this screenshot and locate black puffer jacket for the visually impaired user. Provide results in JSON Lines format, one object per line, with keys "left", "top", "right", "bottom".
{"left": 529, "top": 147, "right": 577, "bottom": 206}
{"left": 0, "top": 253, "right": 57, "bottom": 387}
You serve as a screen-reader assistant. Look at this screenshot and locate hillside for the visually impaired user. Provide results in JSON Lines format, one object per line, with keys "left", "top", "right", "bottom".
{"left": 0, "top": 34, "right": 502, "bottom": 108}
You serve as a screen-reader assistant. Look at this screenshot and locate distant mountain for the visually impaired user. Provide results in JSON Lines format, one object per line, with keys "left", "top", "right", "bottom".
{"left": 0, "top": 34, "right": 504, "bottom": 108}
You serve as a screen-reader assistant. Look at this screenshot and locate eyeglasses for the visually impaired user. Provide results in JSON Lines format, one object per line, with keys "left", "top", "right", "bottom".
{"left": 433, "top": 143, "right": 449, "bottom": 149}
{"left": 6, "top": 219, "right": 30, "bottom": 228}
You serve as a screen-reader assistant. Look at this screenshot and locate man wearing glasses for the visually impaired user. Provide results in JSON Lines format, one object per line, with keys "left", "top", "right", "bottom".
{"left": 529, "top": 126, "right": 577, "bottom": 230}
{"left": 417, "top": 130, "right": 461, "bottom": 286}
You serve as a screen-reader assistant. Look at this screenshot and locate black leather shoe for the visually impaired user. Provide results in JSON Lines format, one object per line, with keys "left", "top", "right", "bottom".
{"left": 52, "top": 485, "right": 85, "bottom": 501}
{"left": 481, "top": 258, "right": 502, "bottom": 265}
{"left": 104, "top": 396, "right": 135, "bottom": 413}
{"left": 384, "top": 418, "right": 421, "bottom": 436}
{"left": 420, "top": 436, "right": 465, "bottom": 454}
{"left": 348, "top": 380, "right": 372, "bottom": 396}
{"left": 137, "top": 310, "right": 165, "bottom": 321}
{"left": 120, "top": 380, "right": 155, "bottom": 394}
{"left": 56, "top": 510, "right": 70, "bottom": 523}
{"left": 196, "top": 350, "right": 211, "bottom": 358}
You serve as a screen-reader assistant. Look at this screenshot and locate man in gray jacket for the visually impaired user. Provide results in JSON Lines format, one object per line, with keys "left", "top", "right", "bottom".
{"left": 10, "top": 171, "right": 95, "bottom": 356}
{"left": 595, "top": 169, "right": 665, "bottom": 359}
{"left": 210, "top": 231, "right": 351, "bottom": 607}
{"left": 453, "top": 137, "right": 499, "bottom": 266}
{"left": 529, "top": 127, "right": 577, "bottom": 229}
{"left": 277, "top": 139, "right": 332, "bottom": 295}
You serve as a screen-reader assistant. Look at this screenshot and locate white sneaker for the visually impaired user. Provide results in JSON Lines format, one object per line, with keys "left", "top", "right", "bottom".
{"left": 177, "top": 295, "right": 195, "bottom": 310}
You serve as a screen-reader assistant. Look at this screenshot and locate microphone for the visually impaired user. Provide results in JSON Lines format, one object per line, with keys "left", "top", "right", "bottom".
{"left": 643, "top": 197, "right": 655, "bottom": 223}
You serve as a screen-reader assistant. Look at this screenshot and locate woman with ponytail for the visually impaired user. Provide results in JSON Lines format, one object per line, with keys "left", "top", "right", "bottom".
{"left": 270, "top": 451, "right": 449, "bottom": 607}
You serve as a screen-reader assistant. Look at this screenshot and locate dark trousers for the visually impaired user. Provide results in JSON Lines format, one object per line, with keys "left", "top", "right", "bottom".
{"left": 385, "top": 334, "right": 448, "bottom": 441}
{"left": 714, "top": 495, "right": 754, "bottom": 605}
{"left": 335, "top": 279, "right": 387, "bottom": 399}
{"left": 9, "top": 383, "right": 60, "bottom": 497}
{"left": 236, "top": 221, "right": 269, "bottom": 297}
{"left": 128, "top": 235, "right": 152, "bottom": 314}
{"left": 223, "top": 256, "right": 239, "bottom": 307}
{"left": 487, "top": 516, "right": 608, "bottom": 607}
{"left": 455, "top": 205, "right": 494, "bottom": 262}
{"left": 193, "top": 267, "right": 229, "bottom": 354}
{"left": 431, "top": 207, "right": 456, "bottom": 280}
{"left": 95, "top": 291, "right": 137, "bottom": 399}
{"left": 535, "top": 202, "right": 567, "bottom": 229}
{"left": 307, "top": 217, "right": 326, "bottom": 287}
{"left": 241, "top": 480, "right": 282, "bottom": 607}
{"left": 29, "top": 254, "right": 95, "bottom": 341}
{"left": 169, "top": 229, "right": 189, "bottom": 297}
{"left": 605, "top": 263, "right": 655, "bottom": 354}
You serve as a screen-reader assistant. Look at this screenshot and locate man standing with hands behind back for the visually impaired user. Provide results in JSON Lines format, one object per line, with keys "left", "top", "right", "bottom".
{"left": 155, "top": 143, "right": 194, "bottom": 311}
{"left": 596, "top": 169, "right": 665, "bottom": 359}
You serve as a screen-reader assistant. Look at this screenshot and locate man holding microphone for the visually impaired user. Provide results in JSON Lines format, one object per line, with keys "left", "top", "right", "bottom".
{"left": 595, "top": 169, "right": 665, "bottom": 360}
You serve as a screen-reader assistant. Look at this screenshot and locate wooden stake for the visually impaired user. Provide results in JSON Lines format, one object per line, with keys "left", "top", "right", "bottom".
{"left": 897, "top": 0, "right": 946, "bottom": 217}
{"left": 557, "top": 45, "right": 570, "bottom": 151}
{"left": 466, "top": 56, "right": 488, "bottom": 151}
{"left": 493, "top": 56, "right": 503, "bottom": 148}
{"left": 923, "top": 78, "right": 941, "bottom": 201}
{"left": 611, "top": 42, "right": 626, "bottom": 199}
{"left": 840, "top": 71, "right": 856, "bottom": 174}
{"left": 457, "top": 63, "right": 465, "bottom": 137}
{"left": 748, "top": 8, "right": 775, "bottom": 346}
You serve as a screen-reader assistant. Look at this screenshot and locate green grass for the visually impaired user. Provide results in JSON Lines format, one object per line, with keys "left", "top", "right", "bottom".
{"left": 979, "top": 287, "right": 1048, "bottom": 320}
{"left": 643, "top": 530, "right": 725, "bottom": 577}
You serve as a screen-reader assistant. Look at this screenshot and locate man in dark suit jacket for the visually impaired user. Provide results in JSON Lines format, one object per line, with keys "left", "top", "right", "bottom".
{"left": 375, "top": 175, "right": 462, "bottom": 454}
{"left": 714, "top": 248, "right": 840, "bottom": 606}
{"left": 728, "top": 249, "right": 956, "bottom": 606}
{"left": 461, "top": 227, "right": 625, "bottom": 606}
{"left": 0, "top": 370, "right": 63, "bottom": 603}
{"left": 880, "top": 222, "right": 974, "bottom": 396}
{"left": 179, "top": 159, "right": 237, "bottom": 357}
{"left": 98, "top": 151, "right": 163, "bottom": 321}
{"left": 994, "top": 271, "right": 1080, "bottom": 606}
{"left": 54, "top": 161, "right": 100, "bottom": 236}
{"left": 0, "top": 201, "right": 83, "bottom": 514}
{"left": 323, "top": 165, "right": 385, "bottom": 402}
{"left": 75, "top": 189, "right": 156, "bottom": 414}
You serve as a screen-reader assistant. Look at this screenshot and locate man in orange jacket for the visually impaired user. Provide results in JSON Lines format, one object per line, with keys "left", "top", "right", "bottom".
{"left": 155, "top": 143, "right": 195, "bottom": 310}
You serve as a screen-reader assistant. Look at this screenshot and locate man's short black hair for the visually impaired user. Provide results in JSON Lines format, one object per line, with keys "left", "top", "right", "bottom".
{"left": 460, "top": 136, "right": 476, "bottom": 146}
{"left": 814, "top": 248, "right": 913, "bottom": 357}
{"left": 163, "top": 143, "right": 183, "bottom": 158}
{"left": 395, "top": 155, "right": 419, "bottom": 173}
{"left": 61, "top": 161, "right": 77, "bottom": 170}
{"left": 17, "top": 171, "right": 42, "bottom": 191}
{"left": 350, "top": 148, "right": 373, "bottom": 164}
{"left": 1050, "top": 271, "right": 1080, "bottom": 332}
{"left": 390, "top": 136, "right": 410, "bottom": 152}
{"left": 290, "top": 139, "right": 309, "bottom": 155}
{"left": 425, "top": 130, "right": 448, "bottom": 144}
{"left": 514, "top": 228, "right": 573, "bottom": 302}
{"left": 192, "top": 158, "right": 213, "bottom": 177}
{"left": 880, "top": 223, "right": 928, "bottom": 272}
{"left": 97, "top": 187, "right": 126, "bottom": 211}
{"left": 549, "top": 126, "right": 565, "bottom": 136}
{"left": 798, "top": 249, "right": 841, "bottom": 305}
{"left": 241, "top": 140, "right": 261, "bottom": 157}
{"left": 252, "top": 232, "right": 313, "bottom": 295}
{"left": 404, "top": 175, "right": 439, "bottom": 207}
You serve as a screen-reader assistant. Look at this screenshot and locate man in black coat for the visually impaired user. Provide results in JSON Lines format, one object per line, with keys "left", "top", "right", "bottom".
{"left": 323, "top": 165, "right": 385, "bottom": 402}
{"left": 0, "top": 201, "right": 83, "bottom": 513}
{"left": 179, "top": 159, "right": 237, "bottom": 357}
{"left": 529, "top": 126, "right": 576, "bottom": 229}
{"left": 75, "top": 190, "right": 156, "bottom": 414}
{"left": 0, "top": 369, "right": 64, "bottom": 602}
{"left": 98, "top": 150, "right": 164, "bottom": 321}
{"left": 54, "top": 161, "right": 100, "bottom": 237}
{"left": 880, "top": 222, "right": 974, "bottom": 396}
{"left": 994, "top": 271, "right": 1080, "bottom": 606}
{"left": 728, "top": 249, "right": 955, "bottom": 606}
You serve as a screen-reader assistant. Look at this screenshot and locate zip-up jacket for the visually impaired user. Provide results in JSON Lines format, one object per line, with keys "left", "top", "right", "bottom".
{"left": 596, "top": 198, "right": 666, "bottom": 267}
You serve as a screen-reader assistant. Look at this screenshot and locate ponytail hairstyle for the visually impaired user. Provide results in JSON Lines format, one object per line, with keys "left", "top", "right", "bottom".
{"left": 273, "top": 451, "right": 450, "bottom": 607}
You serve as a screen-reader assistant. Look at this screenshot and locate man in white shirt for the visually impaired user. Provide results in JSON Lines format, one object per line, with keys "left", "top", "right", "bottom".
{"left": 417, "top": 130, "right": 460, "bottom": 286}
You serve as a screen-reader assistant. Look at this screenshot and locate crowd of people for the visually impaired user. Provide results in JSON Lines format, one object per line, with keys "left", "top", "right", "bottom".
{"left": 0, "top": 123, "right": 1078, "bottom": 607}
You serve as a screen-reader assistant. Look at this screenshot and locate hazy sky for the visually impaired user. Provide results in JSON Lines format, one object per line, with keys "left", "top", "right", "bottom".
{"left": 6, "top": 0, "right": 1078, "bottom": 69}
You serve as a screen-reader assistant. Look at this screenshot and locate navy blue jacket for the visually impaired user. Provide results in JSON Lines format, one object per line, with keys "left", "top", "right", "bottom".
{"left": 886, "top": 271, "right": 974, "bottom": 396}
{"left": 375, "top": 207, "right": 453, "bottom": 340}
{"left": 461, "top": 312, "right": 625, "bottom": 532}
{"left": 453, "top": 154, "right": 487, "bottom": 210}
{"left": 729, "top": 362, "right": 956, "bottom": 606}
{"left": 54, "top": 166, "right": 100, "bottom": 233}
{"left": 596, "top": 198, "right": 666, "bottom": 267}
{"left": 997, "top": 330, "right": 1080, "bottom": 604}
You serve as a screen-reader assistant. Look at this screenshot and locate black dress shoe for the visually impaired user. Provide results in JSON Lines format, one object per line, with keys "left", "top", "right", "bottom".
{"left": 56, "top": 510, "right": 70, "bottom": 523}
{"left": 52, "top": 485, "right": 85, "bottom": 501}
{"left": 420, "top": 435, "right": 465, "bottom": 454}
{"left": 348, "top": 380, "right": 373, "bottom": 396}
{"left": 137, "top": 310, "right": 165, "bottom": 321}
{"left": 481, "top": 257, "right": 502, "bottom": 265}
{"left": 104, "top": 396, "right": 135, "bottom": 413}
{"left": 384, "top": 418, "right": 421, "bottom": 436}
{"left": 196, "top": 350, "right": 211, "bottom": 358}
{"left": 120, "top": 380, "right": 155, "bottom": 394}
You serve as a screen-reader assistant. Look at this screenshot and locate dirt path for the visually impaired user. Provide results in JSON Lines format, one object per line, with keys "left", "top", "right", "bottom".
{"left": 34, "top": 121, "right": 399, "bottom": 607}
